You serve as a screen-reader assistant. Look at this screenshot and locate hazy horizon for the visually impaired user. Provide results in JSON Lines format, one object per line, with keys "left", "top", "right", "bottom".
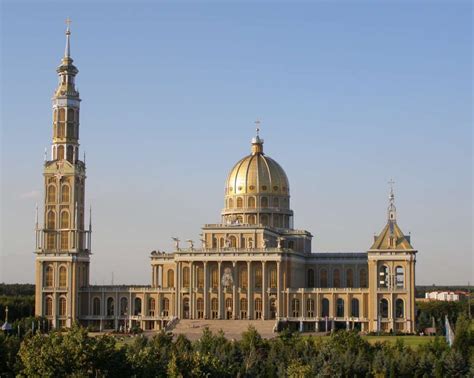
{"left": 1, "top": 2, "right": 472, "bottom": 285}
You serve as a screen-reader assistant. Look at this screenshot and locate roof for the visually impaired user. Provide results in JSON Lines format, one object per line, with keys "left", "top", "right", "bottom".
{"left": 370, "top": 220, "right": 414, "bottom": 250}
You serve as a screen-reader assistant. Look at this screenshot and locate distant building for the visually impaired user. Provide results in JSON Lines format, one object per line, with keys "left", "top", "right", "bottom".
{"left": 425, "top": 291, "right": 462, "bottom": 302}
{"left": 34, "top": 23, "right": 418, "bottom": 334}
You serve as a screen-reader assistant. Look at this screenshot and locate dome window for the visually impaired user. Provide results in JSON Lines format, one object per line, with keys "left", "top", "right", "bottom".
{"left": 273, "top": 186, "right": 279, "bottom": 191}
{"left": 238, "top": 186, "right": 243, "bottom": 191}
{"left": 262, "top": 185, "right": 267, "bottom": 191}
{"left": 249, "top": 185, "right": 255, "bottom": 191}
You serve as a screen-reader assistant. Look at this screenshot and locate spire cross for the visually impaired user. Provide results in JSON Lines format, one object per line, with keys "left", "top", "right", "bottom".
{"left": 65, "top": 17, "right": 72, "bottom": 33}
{"left": 388, "top": 179, "right": 395, "bottom": 198}
{"left": 255, "top": 119, "right": 260, "bottom": 136}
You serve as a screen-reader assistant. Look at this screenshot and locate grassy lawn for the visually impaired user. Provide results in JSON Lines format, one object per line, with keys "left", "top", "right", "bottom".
{"left": 363, "top": 335, "right": 436, "bottom": 347}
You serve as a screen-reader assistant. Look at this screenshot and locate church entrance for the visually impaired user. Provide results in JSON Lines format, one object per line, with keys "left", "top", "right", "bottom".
{"left": 225, "top": 298, "right": 233, "bottom": 319}
{"left": 269, "top": 297, "right": 277, "bottom": 319}
{"left": 183, "top": 298, "right": 190, "bottom": 319}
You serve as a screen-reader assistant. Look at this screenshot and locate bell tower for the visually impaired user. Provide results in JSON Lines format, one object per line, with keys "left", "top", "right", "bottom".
{"left": 35, "top": 19, "right": 92, "bottom": 329}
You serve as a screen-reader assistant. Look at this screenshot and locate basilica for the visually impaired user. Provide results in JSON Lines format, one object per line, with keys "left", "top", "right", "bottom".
{"left": 35, "top": 25, "right": 418, "bottom": 334}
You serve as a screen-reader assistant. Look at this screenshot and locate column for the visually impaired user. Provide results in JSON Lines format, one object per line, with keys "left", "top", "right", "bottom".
{"left": 203, "top": 261, "right": 208, "bottom": 319}
{"left": 190, "top": 262, "right": 194, "bottom": 319}
{"left": 175, "top": 262, "right": 180, "bottom": 318}
{"left": 247, "top": 261, "right": 252, "bottom": 319}
{"left": 301, "top": 290, "right": 305, "bottom": 319}
{"left": 276, "top": 261, "right": 282, "bottom": 319}
{"left": 218, "top": 261, "right": 222, "bottom": 319}
{"left": 232, "top": 261, "right": 237, "bottom": 319}
{"left": 262, "top": 261, "right": 267, "bottom": 319}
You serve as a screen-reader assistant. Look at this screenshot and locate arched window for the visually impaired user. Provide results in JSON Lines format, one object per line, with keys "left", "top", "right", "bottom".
{"left": 346, "top": 269, "right": 354, "bottom": 288}
{"left": 197, "top": 266, "right": 204, "bottom": 288}
{"left": 395, "top": 299, "right": 404, "bottom": 318}
{"left": 395, "top": 266, "right": 404, "bottom": 288}
{"left": 273, "top": 197, "right": 279, "bottom": 208}
{"left": 228, "top": 198, "right": 233, "bottom": 208}
{"left": 236, "top": 216, "right": 243, "bottom": 224}
{"left": 261, "top": 197, "right": 268, "bottom": 207}
{"left": 336, "top": 298, "right": 344, "bottom": 317}
{"left": 45, "top": 265, "right": 54, "bottom": 287}
{"left": 307, "top": 268, "right": 315, "bottom": 288}
{"left": 48, "top": 185, "right": 56, "bottom": 203}
{"left": 182, "top": 267, "right": 190, "bottom": 288}
{"left": 225, "top": 298, "right": 233, "bottom": 319}
{"left": 120, "top": 297, "right": 128, "bottom": 315}
{"left": 134, "top": 297, "right": 142, "bottom": 316}
{"left": 269, "top": 267, "right": 277, "bottom": 288}
{"left": 333, "top": 269, "right": 341, "bottom": 288}
{"left": 307, "top": 299, "right": 314, "bottom": 317}
{"left": 45, "top": 296, "right": 53, "bottom": 316}
{"left": 66, "top": 145, "right": 74, "bottom": 162}
{"left": 379, "top": 298, "right": 389, "bottom": 318}
{"left": 148, "top": 298, "right": 156, "bottom": 316}
{"left": 260, "top": 214, "right": 268, "bottom": 226}
{"left": 219, "top": 238, "right": 225, "bottom": 249}
{"left": 229, "top": 236, "right": 237, "bottom": 248}
{"left": 240, "top": 267, "right": 248, "bottom": 289}
{"left": 211, "top": 298, "right": 218, "bottom": 319}
{"left": 57, "top": 145, "right": 65, "bottom": 160}
{"left": 292, "top": 298, "right": 300, "bottom": 317}
{"left": 255, "top": 266, "right": 262, "bottom": 288}
{"left": 321, "top": 298, "right": 330, "bottom": 317}
{"left": 162, "top": 298, "right": 169, "bottom": 317}
{"left": 59, "top": 266, "right": 67, "bottom": 287}
{"left": 320, "top": 269, "right": 328, "bottom": 288}
{"left": 248, "top": 215, "right": 256, "bottom": 225}
{"left": 60, "top": 211, "right": 69, "bottom": 250}
{"left": 248, "top": 197, "right": 256, "bottom": 208}
{"left": 351, "top": 298, "right": 360, "bottom": 317}
{"left": 197, "top": 298, "right": 204, "bottom": 319}
{"left": 60, "top": 211, "right": 69, "bottom": 228}
{"left": 211, "top": 267, "right": 218, "bottom": 288}
{"left": 379, "top": 265, "right": 389, "bottom": 288}
{"left": 240, "top": 298, "right": 248, "bottom": 318}
{"left": 59, "top": 108, "right": 65, "bottom": 122}
{"left": 59, "top": 297, "right": 67, "bottom": 316}
{"left": 61, "top": 184, "right": 70, "bottom": 203}
{"left": 236, "top": 197, "right": 243, "bottom": 208}
{"left": 47, "top": 211, "right": 56, "bottom": 229}
{"left": 107, "top": 297, "right": 114, "bottom": 316}
{"left": 93, "top": 297, "right": 101, "bottom": 316}
{"left": 255, "top": 298, "right": 262, "bottom": 319}
{"left": 360, "top": 269, "right": 368, "bottom": 288}
{"left": 167, "top": 269, "right": 174, "bottom": 288}
{"left": 67, "top": 108, "right": 74, "bottom": 122}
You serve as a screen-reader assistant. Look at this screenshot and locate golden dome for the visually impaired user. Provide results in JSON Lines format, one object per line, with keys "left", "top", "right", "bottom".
{"left": 222, "top": 134, "right": 293, "bottom": 229}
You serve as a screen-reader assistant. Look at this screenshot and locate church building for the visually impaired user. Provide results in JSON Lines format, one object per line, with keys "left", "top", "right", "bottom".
{"left": 34, "top": 25, "right": 418, "bottom": 334}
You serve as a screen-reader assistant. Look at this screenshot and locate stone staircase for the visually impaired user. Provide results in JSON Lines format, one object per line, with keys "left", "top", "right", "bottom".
{"left": 172, "top": 319, "right": 277, "bottom": 341}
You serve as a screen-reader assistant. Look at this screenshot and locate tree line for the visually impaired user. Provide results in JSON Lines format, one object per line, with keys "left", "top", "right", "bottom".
{"left": 0, "top": 314, "right": 472, "bottom": 377}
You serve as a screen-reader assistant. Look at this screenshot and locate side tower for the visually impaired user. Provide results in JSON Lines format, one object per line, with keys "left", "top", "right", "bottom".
{"left": 35, "top": 21, "right": 91, "bottom": 329}
{"left": 367, "top": 184, "right": 417, "bottom": 333}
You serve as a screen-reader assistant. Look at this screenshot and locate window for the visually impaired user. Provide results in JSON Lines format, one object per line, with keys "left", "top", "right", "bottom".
{"left": 248, "top": 215, "right": 256, "bottom": 225}
{"left": 237, "top": 197, "right": 243, "bottom": 208}
{"left": 321, "top": 298, "right": 330, "bottom": 317}
{"left": 228, "top": 198, "right": 233, "bottom": 208}
{"left": 59, "top": 297, "right": 67, "bottom": 316}
{"left": 248, "top": 197, "right": 256, "bottom": 208}
{"left": 273, "top": 197, "right": 279, "bottom": 208}
{"left": 240, "top": 298, "right": 248, "bottom": 319}
{"left": 61, "top": 232, "right": 69, "bottom": 250}
{"left": 261, "top": 197, "right": 268, "bottom": 207}
{"left": 229, "top": 236, "right": 237, "bottom": 248}
{"left": 291, "top": 298, "right": 300, "bottom": 317}
{"left": 59, "top": 108, "right": 65, "bottom": 121}
{"left": 307, "top": 299, "right": 314, "bottom": 317}
{"left": 333, "top": 269, "right": 341, "bottom": 288}
{"left": 47, "top": 211, "right": 56, "bottom": 229}
{"left": 240, "top": 268, "right": 248, "bottom": 289}
{"left": 260, "top": 214, "right": 268, "bottom": 226}
{"left": 307, "top": 269, "right": 315, "bottom": 288}
{"left": 395, "top": 299, "right": 404, "bottom": 318}
{"left": 45, "top": 297, "right": 53, "bottom": 316}
{"left": 255, "top": 298, "right": 262, "bottom": 319}
{"left": 320, "top": 269, "right": 328, "bottom": 288}
{"left": 57, "top": 145, "right": 65, "bottom": 160}
{"left": 351, "top": 298, "right": 360, "bottom": 317}
{"left": 60, "top": 211, "right": 69, "bottom": 228}
{"left": 148, "top": 298, "right": 156, "bottom": 316}
{"left": 162, "top": 298, "right": 169, "bottom": 317}
{"left": 134, "top": 298, "right": 142, "bottom": 316}
{"left": 255, "top": 266, "right": 262, "bottom": 288}
{"left": 197, "top": 266, "right": 204, "bottom": 288}
{"left": 269, "top": 267, "right": 277, "bottom": 288}
{"left": 269, "top": 298, "right": 277, "bottom": 319}
{"left": 59, "top": 266, "right": 67, "bottom": 287}
{"left": 167, "top": 269, "right": 174, "bottom": 288}
{"left": 107, "top": 298, "right": 114, "bottom": 316}
{"left": 211, "top": 298, "right": 218, "bottom": 319}
{"left": 183, "top": 297, "right": 190, "bottom": 319}
{"left": 211, "top": 267, "right": 218, "bottom": 288}
{"left": 61, "top": 184, "right": 70, "bottom": 203}
{"left": 93, "top": 297, "right": 101, "bottom": 316}
{"left": 379, "top": 298, "right": 389, "bottom": 318}
{"left": 66, "top": 145, "right": 74, "bottom": 162}
{"left": 182, "top": 267, "right": 190, "bottom": 288}
{"left": 67, "top": 108, "right": 75, "bottom": 122}
{"left": 346, "top": 269, "right": 354, "bottom": 288}
{"left": 336, "top": 298, "right": 344, "bottom": 317}
{"left": 395, "top": 266, "right": 404, "bottom": 288}
{"left": 379, "top": 265, "right": 389, "bottom": 288}
{"left": 197, "top": 298, "right": 204, "bottom": 319}
{"left": 120, "top": 297, "right": 128, "bottom": 315}
{"left": 360, "top": 269, "right": 368, "bottom": 288}
{"left": 45, "top": 265, "right": 54, "bottom": 287}
{"left": 226, "top": 298, "right": 233, "bottom": 319}
{"left": 48, "top": 185, "right": 56, "bottom": 203}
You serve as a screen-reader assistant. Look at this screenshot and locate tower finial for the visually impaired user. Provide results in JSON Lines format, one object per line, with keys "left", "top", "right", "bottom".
{"left": 387, "top": 179, "right": 396, "bottom": 222}
{"left": 65, "top": 17, "right": 72, "bottom": 58}
{"left": 251, "top": 119, "right": 264, "bottom": 155}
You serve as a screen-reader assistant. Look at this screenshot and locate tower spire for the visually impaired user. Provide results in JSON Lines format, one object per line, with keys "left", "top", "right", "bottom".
{"left": 387, "top": 179, "right": 397, "bottom": 223}
{"left": 65, "top": 17, "right": 72, "bottom": 58}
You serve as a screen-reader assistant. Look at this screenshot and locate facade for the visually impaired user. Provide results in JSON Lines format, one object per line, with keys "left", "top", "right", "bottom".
{"left": 35, "top": 26, "right": 418, "bottom": 334}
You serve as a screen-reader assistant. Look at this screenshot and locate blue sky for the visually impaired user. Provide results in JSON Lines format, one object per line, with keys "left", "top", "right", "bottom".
{"left": 1, "top": 1, "right": 472, "bottom": 285}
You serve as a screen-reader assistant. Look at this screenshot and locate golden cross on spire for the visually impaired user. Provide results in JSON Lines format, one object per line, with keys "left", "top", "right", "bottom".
{"left": 65, "top": 17, "right": 72, "bottom": 32}
{"left": 255, "top": 119, "right": 261, "bottom": 136}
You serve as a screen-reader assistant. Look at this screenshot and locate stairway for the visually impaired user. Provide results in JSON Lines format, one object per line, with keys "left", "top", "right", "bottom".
{"left": 172, "top": 319, "right": 277, "bottom": 341}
